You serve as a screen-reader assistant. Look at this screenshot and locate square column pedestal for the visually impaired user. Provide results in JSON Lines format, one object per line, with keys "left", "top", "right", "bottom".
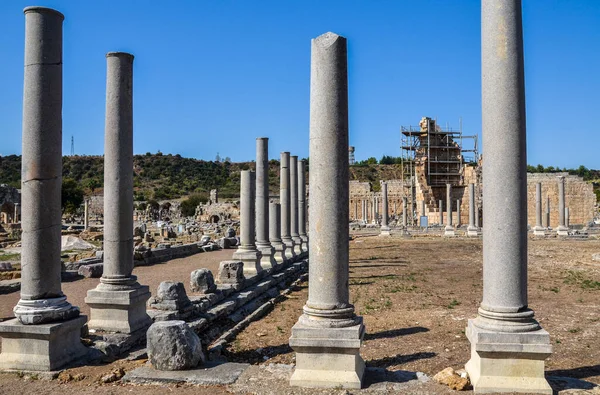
{"left": 85, "top": 286, "right": 151, "bottom": 333}
{"left": 232, "top": 249, "right": 263, "bottom": 277}
{"left": 465, "top": 320, "right": 552, "bottom": 394}
{"left": 289, "top": 317, "right": 365, "bottom": 389}
{"left": 0, "top": 315, "right": 88, "bottom": 371}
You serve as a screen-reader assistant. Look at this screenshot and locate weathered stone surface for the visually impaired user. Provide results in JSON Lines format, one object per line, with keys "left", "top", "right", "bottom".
{"left": 157, "top": 281, "right": 188, "bottom": 302}
{"left": 190, "top": 269, "right": 216, "bottom": 294}
{"left": 433, "top": 367, "right": 469, "bottom": 391}
{"left": 146, "top": 320, "right": 205, "bottom": 371}
{"left": 199, "top": 235, "right": 211, "bottom": 245}
{"left": 78, "top": 263, "right": 103, "bottom": 278}
{"left": 123, "top": 362, "right": 249, "bottom": 385}
{"left": 217, "top": 261, "right": 245, "bottom": 285}
{"left": 592, "top": 253, "right": 600, "bottom": 262}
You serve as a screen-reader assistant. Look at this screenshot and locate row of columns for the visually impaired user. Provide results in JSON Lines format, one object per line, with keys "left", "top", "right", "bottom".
{"left": 233, "top": 142, "right": 309, "bottom": 276}
{"left": 533, "top": 178, "right": 570, "bottom": 236}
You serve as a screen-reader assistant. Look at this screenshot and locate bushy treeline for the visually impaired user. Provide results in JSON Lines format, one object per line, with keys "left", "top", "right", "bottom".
{"left": 526, "top": 164, "right": 600, "bottom": 181}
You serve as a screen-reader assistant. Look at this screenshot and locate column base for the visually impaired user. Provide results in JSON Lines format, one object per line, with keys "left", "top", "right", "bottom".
{"left": 300, "top": 235, "right": 309, "bottom": 253}
{"left": 282, "top": 238, "right": 296, "bottom": 260}
{"left": 379, "top": 226, "right": 391, "bottom": 236}
{"left": 556, "top": 226, "right": 569, "bottom": 236}
{"left": 465, "top": 319, "right": 552, "bottom": 394}
{"left": 0, "top": 316, "right": 88, "bottom": 371}
{"left": 444, "top": 226, "right": 456, "bottom": 237}
{"left": 85, "top": 285, "right": 152, "bottom": 334}
{"left": 270, "top": 240, "right": 287, "bottom": 264}
{"left": 292, "top": 236, "right": 303, "bottom": 255}
{"left": 533, "top": 226, "right": 545, "bottom": 236}
{"left": 467, "top": 226, "right": 479, "bottom": 237}
{"left": 289, "top": 315, "right": 365, "bottom": 389}
{"left": 232, "top": 248, "right": 263, "bottom": 276}
{"left": 256, "top": 243, "right": 277, "bottom": 271}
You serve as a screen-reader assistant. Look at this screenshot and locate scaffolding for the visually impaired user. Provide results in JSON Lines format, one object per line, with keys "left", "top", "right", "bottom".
{"left": 400, "top": 117, "right": 478, "bottom": 224}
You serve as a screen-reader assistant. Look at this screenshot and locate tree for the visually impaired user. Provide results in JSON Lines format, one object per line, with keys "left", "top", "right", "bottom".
{"left": 62, "top": 178, "right": 84, "bottom": 214}
{"left": 180, "top": 194, "right": 204, "bottom": 217}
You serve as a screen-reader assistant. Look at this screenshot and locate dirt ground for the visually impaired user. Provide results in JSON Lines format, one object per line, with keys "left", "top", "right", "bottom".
{"left": 0, "top": 236, "right": 598, "bottom": 394}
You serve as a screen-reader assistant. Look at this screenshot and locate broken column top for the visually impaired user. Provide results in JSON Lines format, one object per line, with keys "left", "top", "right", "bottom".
{"left": 313, "top": 31, "right": 345, "bottom": 47}
{"left": 106, "top": 51, "right": 134, "bottom": 60}
{"left": 23, "top": 6, "right": 64, "bottom": 19}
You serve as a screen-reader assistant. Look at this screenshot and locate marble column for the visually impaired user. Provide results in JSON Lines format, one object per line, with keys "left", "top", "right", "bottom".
{"left": 533, "top": 182, "right": 545, "bottom": 236}
{"left": 439, "top": 199, "right": 444, "bottom": 225}
{"left": 255, "top": 138, "right": 276, "bottom": 269}
{"left": 402, "top": 197, "right": 408, "bottom": 228}
{"left": 232, "top": 170, "right": 262, "bottom": 274}
{"left": 0, "top": 7, "right": 87, "bottom": 371}
{"left": 444, "top": 184, "right": 455, "bottom": 236}
{"left": 565, "top": 207, "right": 569, "bottom": 228}
{"left": 289, "top": 32, "right": 364, "bottom": 389}
{"left": 13, "top": 203, "right": 20, "bottom": 224}
{"left": 465, "top": 1, "right": 552, "bottom": 393}
{"left": 380, "top": 182, "right": 390, "bottom": 236}
{"left": 84, "top": 199, "right": 89, "bottom": 230}
{"left": 467, "top": 183, "right": 478, "bottom": 236}
{"left": 86, "top": 52, "right": 151, "bottom": 334}
{"left": 456, "top": 199, "right": 461, "bottom": 227}
{"left": 269, "top": 202, "right": 286, "bottom": 263}
{"left": 290, "top": 156, "right": 303, "bottom": 254}
{"left": 362, "top": 200, "right": 366, "bottom": 222}
{"left": 545, "top": 196, "right": 550, "bottom": 228}
{"left": 556, "top": 176, "right": 568, "bottom": 236}
{"left": 298, "top": 159, "right": 309, "bottom": 254}
{"left": 280, "top": 152, "right": 296, "bottom": 259}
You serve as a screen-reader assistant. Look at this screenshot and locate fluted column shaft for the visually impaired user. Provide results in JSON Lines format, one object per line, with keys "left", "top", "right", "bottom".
{"left": 558, "top": 176, "right": 566, "bottom": 229}
{"left": 298, "top": 160, "right": 308, "bottom": 251}
{"left": 255, "top": 138, "right": 270, "bottom": 244}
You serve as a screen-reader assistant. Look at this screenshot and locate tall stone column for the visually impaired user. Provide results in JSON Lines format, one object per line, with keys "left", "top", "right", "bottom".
{"left": 84, "top": 199, "right": 89, "bottom": 230}
{"left": 298, "top": 159, "right": 309, "bottom": 254}
{"left": 290, "top": 156, "right": 303, "bottom": 254}
{"left": 402, "top": 197, "right": 408, "bottom": 227}
{"left": 280, "top": 152, "right": 296, "bottom": 259}
{"left": 533, "top": 182, "right": 545, "bottom": 236}
{"left": 354, "top": 200, "right": 358, "bottom": 220}
{"left": 467, "top": 183, "right": 478, "bottom": 236}
{"left": 439, "top": 199, "right": 444, "bottom": 225}
{"left": 556, "top": 176, "right": 568, "bottom": 236}
{"left": 545, "top": 196, "right": 550, "bottom": 228}
{"left": 233, "top": 170, "right": 262, "bottom": 274}
{"left": 565, "top": 207, "right": 569, "bottom": 228}
{"left": 13, "top": 203, "right": 20, "bottom": 224}
{"left": 86, "top": 52, "right": 151, "bottom": 334}
{"left": 255, "top": 138, "right": 276, "bottom": 269}
{"left": 456, "top": 199, "right": 461, "bottom": 227}
{"left": 0, "top": 7, "right": 87, "bottom": 371}
{"left": 290, "top": 32, "right": 364, "bottom": 389}
{"left": 444, "top": 184, "right": 455, "bottom": 236}
{"left": 269, "top": 202, "right": 286, "bottom": 263}
{"left": 465, "top": 1, "right": 552, "bottom": 393}
{"left": 362, "top": 200, "right": 366, "bottom": 222}
{"left": 380, "top": 182, "right": 390, "bottom": 236}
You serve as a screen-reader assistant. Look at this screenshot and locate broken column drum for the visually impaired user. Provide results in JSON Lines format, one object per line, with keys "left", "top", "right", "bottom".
{"left": 298, "top": 159, "right": 309, "bottom": 253}
{"left": 465, "top": 1, "right": 552, "bottom": 393}
{"left": 232, "top": 170, "right": 262, "bottom": 274}
{"left": 255, "top": 138, "right": 276, "bottom": 269}
{"left": 402, "top": 197, "right": 408, "bottom": 227}
{"left": 290, "top": 155, "right": 303, "bottom": 254}
{"left": 289, "top": 32, "right": 365, "bottom": 389}
{"left": 0, "top": 6, "right": 87, "bottom": 371}
{"left": 86, "top": 52, "right": 151, "bottom": 334}
{"left": 280, "top": 152, "right": 296, "bottom": 259}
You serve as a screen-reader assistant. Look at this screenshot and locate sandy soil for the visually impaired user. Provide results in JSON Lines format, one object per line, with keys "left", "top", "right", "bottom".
{"left": 0, "top": 236, "right": 598, "bottom": 394}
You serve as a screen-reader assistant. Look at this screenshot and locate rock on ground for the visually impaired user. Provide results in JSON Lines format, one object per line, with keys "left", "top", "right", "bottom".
{"left": 147, "top": 320, "right": 205, "bottom": 371}
{"left": 190, "top": 268, "right": 216, "bottom": 293}
{"left": 433, "top": 367, "right": 470, "bottom": 391}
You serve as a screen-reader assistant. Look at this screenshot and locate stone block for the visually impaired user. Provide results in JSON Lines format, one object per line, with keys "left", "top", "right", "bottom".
{"left": 217, "top": 260, "right": 245, "bottom": 285}
{"left": 78, "top": 263, "right": 103, "bottom": 278}
{"left": 85, "top": 285, "right": 151, "bottom": 334}
{"left": 0, "top": 316, "right": 88, "bottom": 371}
{"left": 289, "top": 316, "right": 365, "bottom": 389}
{"left": 146, "top": 320, "right": 205, "bottom": 371}
{"left": 465, "top": 319, "right": 552, "bottom": 394}
{"left": 149, "top": 281, "right": 192, "bottom": 313}
{"left": 190, "top": 269, "right": 216, "bottom": 294}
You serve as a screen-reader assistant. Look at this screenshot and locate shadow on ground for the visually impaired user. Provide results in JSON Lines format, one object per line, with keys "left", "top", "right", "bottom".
{"left": 364, "top": 326, "right": 429, "bottom": 341}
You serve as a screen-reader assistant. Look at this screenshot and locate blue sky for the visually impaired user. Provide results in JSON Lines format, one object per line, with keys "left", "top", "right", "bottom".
{"left": 0, "top": 1, "right": 598, "bottom": 168}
